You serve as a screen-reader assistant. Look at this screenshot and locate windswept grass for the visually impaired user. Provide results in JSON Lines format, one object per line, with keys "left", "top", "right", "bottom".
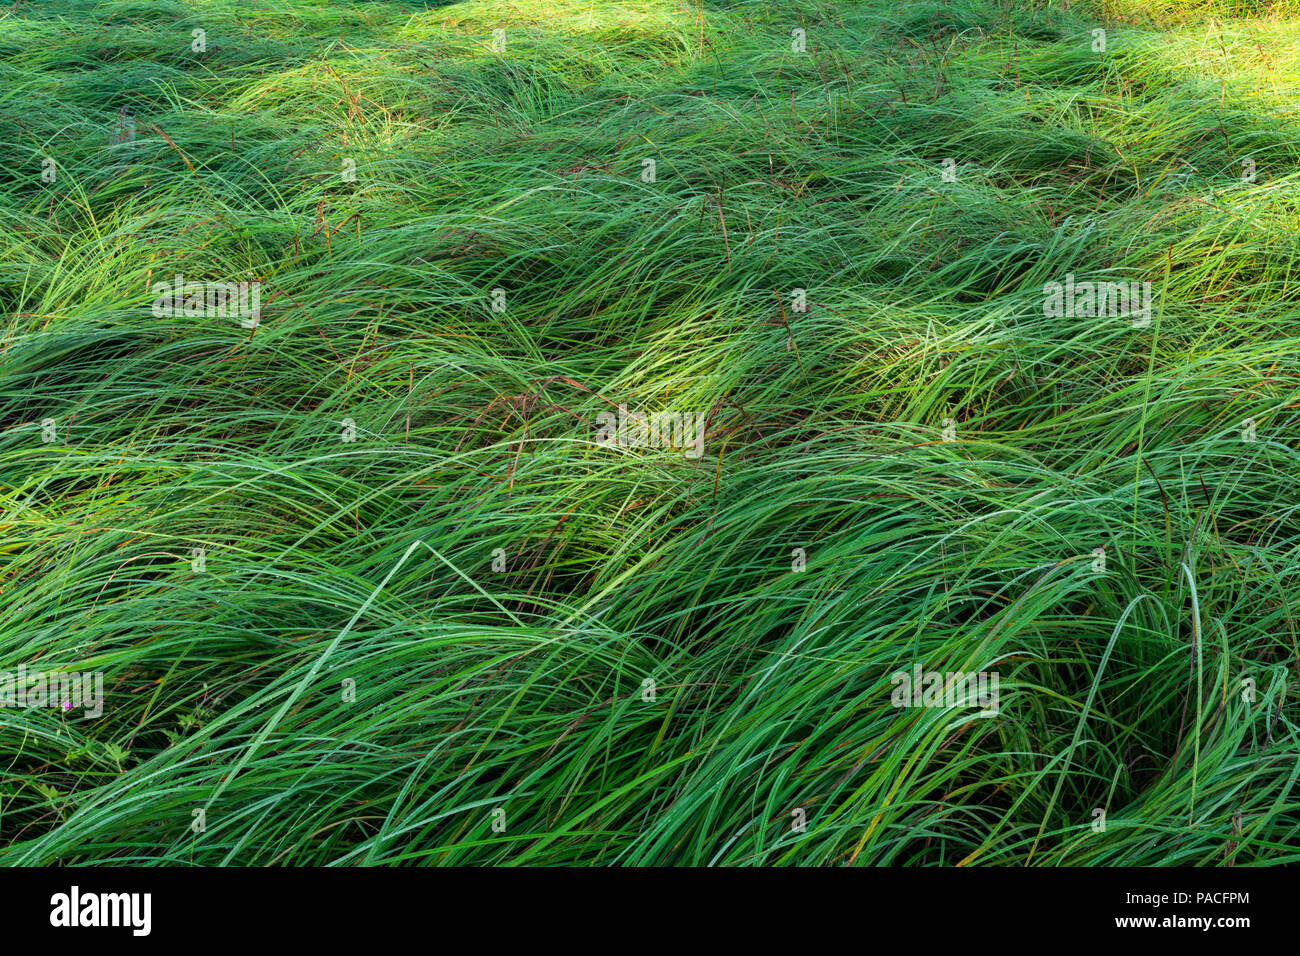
{"left": 0, "top": 0, "right": 1298, "bottom": 865}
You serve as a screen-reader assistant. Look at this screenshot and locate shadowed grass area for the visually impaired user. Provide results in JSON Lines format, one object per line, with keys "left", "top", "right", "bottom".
{"left": 0, "top": 0, "right": 1298, "bottom": 865}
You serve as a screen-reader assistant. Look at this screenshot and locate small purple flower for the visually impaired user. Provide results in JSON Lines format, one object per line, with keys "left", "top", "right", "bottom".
{"left": 61, "top": 701, "right": 72, "bottom": 711}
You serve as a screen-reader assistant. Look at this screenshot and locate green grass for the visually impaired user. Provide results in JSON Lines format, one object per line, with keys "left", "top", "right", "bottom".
{"left": 0, "top": 0, "right": 1298, "bottom": 865}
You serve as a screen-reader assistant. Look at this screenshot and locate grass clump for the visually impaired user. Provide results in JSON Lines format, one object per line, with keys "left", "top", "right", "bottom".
{"left": 0, "top": 0, "right": 1299, "bottom": 865}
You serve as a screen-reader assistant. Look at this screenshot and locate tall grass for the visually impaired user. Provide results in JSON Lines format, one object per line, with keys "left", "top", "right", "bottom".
{"left": 0, "top": 0, "right": 1298, "bottom": 865}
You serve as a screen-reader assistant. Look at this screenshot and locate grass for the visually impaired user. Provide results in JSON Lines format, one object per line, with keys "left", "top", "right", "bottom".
{"left": 0, "top": 0, "right": 1298, "bottom": 865}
